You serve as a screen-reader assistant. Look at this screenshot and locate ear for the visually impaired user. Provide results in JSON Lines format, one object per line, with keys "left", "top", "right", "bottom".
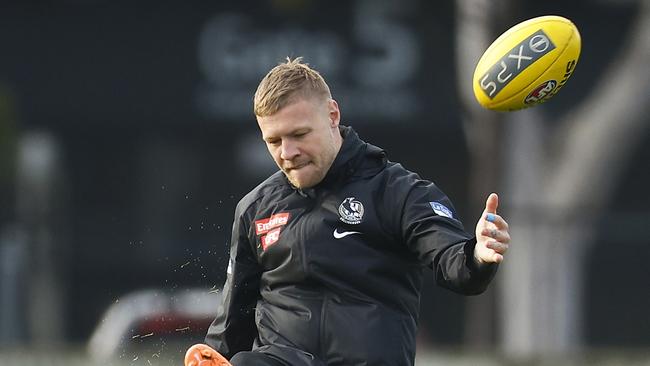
{"left": 328, "top": 99, "right": 341, "bottom": 127}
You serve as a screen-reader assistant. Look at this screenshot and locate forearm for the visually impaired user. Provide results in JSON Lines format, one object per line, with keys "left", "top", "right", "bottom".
{"left": 433, "top": 238, "right": 498, "bottom": 295}
{"left": 205, "top": 265, "right": 260, "bottom": 358}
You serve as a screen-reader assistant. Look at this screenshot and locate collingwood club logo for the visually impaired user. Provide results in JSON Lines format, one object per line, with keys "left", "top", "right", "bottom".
{"left": 339, "top": 197, "right": 364, "bottom": 225}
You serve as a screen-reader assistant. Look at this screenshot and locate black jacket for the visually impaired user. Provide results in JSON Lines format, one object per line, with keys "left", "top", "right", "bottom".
{"left": 206, "top": 126, "right": 497, "bottom": 365}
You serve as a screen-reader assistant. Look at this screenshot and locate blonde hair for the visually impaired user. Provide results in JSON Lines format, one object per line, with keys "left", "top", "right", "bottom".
{"left": 254, "top": 57, "right": 332, "bottom": 117}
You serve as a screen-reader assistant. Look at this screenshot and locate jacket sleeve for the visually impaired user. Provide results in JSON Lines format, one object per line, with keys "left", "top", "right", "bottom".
{"left": 394, "top": 171, "right": 497, "bottom": 295}
{"left": 205, "top": 201, "right": 262, "bottom": 358}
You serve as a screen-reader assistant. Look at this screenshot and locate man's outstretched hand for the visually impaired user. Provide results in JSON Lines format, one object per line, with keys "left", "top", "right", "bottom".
{"left": 474, "top": 193, "right": 511, "bottom": 265}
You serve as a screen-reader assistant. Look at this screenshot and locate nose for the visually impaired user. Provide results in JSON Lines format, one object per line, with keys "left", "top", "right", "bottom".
{"left": 280, "top": 140, "right": 300, "bottom": 161}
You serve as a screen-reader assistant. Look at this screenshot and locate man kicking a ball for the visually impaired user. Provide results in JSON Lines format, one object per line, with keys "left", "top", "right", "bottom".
{"left": 185, "top": 58, "right": 510, "bottom": 366}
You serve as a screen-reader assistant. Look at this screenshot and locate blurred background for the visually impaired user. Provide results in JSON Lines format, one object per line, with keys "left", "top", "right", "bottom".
{"left": 0, "top": 0, "right": 649, "bottom": 365}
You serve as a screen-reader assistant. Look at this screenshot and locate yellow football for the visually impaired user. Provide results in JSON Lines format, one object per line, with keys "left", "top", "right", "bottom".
{"left": 473, "top": 15, "right": 581, "bottom": 111}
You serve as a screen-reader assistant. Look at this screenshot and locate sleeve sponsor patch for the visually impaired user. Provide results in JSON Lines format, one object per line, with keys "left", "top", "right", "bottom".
{"left": 429, "top": 202, "right": 453, "bottom": 219}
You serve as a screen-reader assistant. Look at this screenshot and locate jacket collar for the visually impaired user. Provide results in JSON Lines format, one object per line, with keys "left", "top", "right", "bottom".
{"left": 292, "top": 125, "right": 386, "bottom": 196}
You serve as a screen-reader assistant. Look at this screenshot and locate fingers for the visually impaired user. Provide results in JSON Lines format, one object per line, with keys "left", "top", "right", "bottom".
{"left": 491, "top": 251, "right": 504, "bottom": 264}
{"left": 486, "top": 240, "right": 509, "bottom": 253}
{"left": 482, "top": 241, "right": 507, "bottom": 265}
{"left": 485, "top": 212, "right": 509, "bottom": 231}
{"left": 479, "top": 215, "right": 511, "bottom": 262}
{"left": 492, "top": 253, "right": 503, "bottom": 263}
{"left": 475, "top": 193, "right": 510, "bottom": 264}
{"left": 484, "top": 192, "right": 499, "bottom": 214}
{"left": 481, "top": 227, "right": 511, "bottom": 243}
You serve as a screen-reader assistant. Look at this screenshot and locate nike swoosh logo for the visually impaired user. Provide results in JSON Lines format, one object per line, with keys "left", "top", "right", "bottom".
{"left": 333, "top": 228, "right": 362, "bottom": 239}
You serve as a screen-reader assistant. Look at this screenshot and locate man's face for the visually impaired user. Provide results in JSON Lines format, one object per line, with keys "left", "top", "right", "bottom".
{"left": 257, "top": 97, "right": 342, "bottom": 189}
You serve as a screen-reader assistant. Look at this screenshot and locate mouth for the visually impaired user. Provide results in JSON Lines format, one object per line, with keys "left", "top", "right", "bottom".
{"left": 286, "top": 162, "right": 310, "bottom": 172}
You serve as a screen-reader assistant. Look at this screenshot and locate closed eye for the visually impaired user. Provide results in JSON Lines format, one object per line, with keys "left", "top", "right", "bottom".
{"left": 293, "top": 130, "right": 309, "bottom": 138}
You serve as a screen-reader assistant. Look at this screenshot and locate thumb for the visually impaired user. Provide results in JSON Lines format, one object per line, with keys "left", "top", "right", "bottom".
{"left": 485, "top": 192, "right": 499, "bottom": 214}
